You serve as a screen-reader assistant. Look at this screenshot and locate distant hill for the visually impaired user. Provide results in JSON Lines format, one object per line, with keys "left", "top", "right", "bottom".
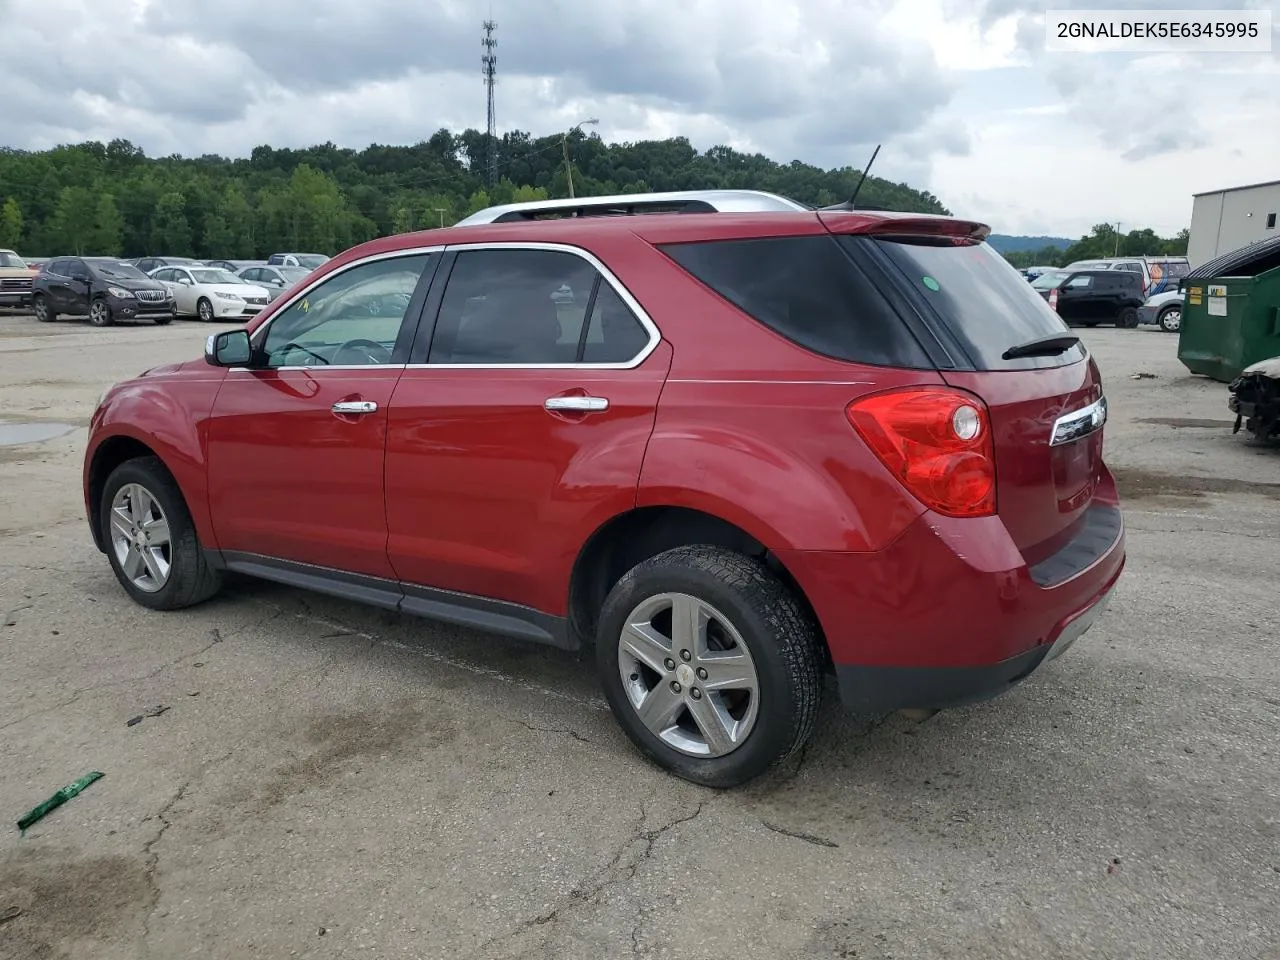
{"left": 987, "top": 234, "right": 1073, "bottom": 255}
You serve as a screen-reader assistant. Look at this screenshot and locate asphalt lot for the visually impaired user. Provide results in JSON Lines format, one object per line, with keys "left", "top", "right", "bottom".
{"left": 1, "top": 310, "right": 1277, "bottom": 960}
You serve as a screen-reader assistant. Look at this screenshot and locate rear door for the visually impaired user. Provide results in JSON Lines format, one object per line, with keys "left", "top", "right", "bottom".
{"left": 1057, "top": 273, "right": 1097, "bottom": 324}
{"left": 383, "top": 243, "right": 670, "bottom": 618}
{"left": 850, "top": 235, "right": 1113, "bottom": 576}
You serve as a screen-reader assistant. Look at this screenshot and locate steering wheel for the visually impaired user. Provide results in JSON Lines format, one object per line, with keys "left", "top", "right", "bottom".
{"left": 331, "top": 338, "right": 393, "bottom": 365}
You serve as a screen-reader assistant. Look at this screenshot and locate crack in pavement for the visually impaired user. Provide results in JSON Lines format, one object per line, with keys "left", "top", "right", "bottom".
{"left": 139, "top": 781, "right": 190, "bottom": 957}
{"left": 761, "top": 820, "right": 839, "bottom": 848}
{"left": 503, "top": 715, "right": 597, "bottom": 746}
{"left": 474, "top": 799, "right": 708, "bottom": 957}
{"left": 0, "top": 609, "right": 283, "bottom": 733}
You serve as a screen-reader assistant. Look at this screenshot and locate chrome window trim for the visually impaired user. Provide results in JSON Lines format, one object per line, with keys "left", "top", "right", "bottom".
{"left": 228, "top": 245, "right": 447, "bottom": 374}
{"left": 403, "top": 240, "right": 661, "bottom": 371}
{"left": 230, "top": 240, "right": 661, "bottom": 375}
{"left": 1049, "top": 395, "right": 1107, "bottom": 447}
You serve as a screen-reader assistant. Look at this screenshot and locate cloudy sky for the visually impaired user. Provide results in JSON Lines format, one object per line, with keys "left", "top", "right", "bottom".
{"left": 2, "top": 0, "right": 1276, "bottom": 238}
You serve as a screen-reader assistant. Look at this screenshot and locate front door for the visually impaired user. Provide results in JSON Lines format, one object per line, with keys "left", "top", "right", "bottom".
{"left": 205, "top": 250, "right": 440, "bottom": 578}
{"left": 384, "top": 245, "right": 670, "bottom": 616}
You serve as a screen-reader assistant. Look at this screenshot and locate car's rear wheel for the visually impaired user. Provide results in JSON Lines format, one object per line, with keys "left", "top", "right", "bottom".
{"left": 100, "top": 456, "right": 222, "bottom": 610}
{"left": 33, "top": 294, "right": 54, "bottom": 323}
{"left": 1158, "top": 305, "right": 1181, "bottom": 333}
{"left": 596, "top": 545, "right": 822, "bottom": 788}
{"left": 89, "top": 298, "right": 113, "bottom": 327}
{"left": 197, "top": 298, "right": 214, "bottom": 322}
{"left": 1118, "top": 306, "right": 1139, "bottom": 328}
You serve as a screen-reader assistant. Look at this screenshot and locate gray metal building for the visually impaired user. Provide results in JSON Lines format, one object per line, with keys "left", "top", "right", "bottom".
{"left": 1187, "top": 178, "right": 1280, "bottom": 267}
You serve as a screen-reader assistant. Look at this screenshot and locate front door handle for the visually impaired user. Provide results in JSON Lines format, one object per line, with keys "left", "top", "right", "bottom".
{"left": 544, "top": 396, "right": 608, "bottom": 412}
{"left": 332, "top": 400, "right": 377, "bottom": 415}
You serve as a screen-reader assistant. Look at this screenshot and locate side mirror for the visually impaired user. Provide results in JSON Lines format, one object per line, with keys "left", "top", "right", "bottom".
{"left": 205, "top": 329, "right": 253, "bottom": 367}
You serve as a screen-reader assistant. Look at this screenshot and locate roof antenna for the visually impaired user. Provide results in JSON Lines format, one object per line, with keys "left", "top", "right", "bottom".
{"left": 847, "top": 144, "right": 880, "bottom": 210}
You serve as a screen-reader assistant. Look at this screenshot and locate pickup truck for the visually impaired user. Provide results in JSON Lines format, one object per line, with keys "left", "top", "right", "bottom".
{"left": 0, "top": 249, "right": 36, "bottom": 310}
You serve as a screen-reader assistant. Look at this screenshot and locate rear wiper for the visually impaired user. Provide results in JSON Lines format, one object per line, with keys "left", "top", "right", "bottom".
{"left": 1002, "top": 333, "right": 1081, "bottom": 360}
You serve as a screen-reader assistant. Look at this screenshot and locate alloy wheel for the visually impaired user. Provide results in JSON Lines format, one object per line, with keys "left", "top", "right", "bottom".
{"left": 108, "top": 482, "right": 172, "bottom": 592}
{"left": 90, "top": 300, "right": 110, "bottom": 326}
{"left": 617, "top": 592, "right": 760, "bottom": 758}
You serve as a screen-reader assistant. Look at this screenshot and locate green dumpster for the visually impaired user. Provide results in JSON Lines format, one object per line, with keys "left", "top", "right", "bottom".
{"left": 1178, "top": 235, "right": 1280, "bottom": 382}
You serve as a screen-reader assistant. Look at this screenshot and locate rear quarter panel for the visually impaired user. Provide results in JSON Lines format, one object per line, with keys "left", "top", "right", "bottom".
{"left": 601, "top": 235, "right": 939, "bottom": 552}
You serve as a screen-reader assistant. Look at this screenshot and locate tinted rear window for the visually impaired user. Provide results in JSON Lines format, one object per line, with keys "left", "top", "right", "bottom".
{"left": 864, "top": 237, "right": 1084, "bottom": 370}
{"left": 659, "top": 236, "right": 931, "bottom": 368}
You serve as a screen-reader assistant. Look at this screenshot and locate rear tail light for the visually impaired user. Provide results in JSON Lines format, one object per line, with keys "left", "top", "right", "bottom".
{"left": 1048, "top": 288, "right": 1059, "bottom": 311}
{"left": 846, "top": 387, "right": 997, "bottom": 518}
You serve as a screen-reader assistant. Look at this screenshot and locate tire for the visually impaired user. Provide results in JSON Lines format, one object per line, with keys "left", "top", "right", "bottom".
{"left": 596, "top": 545, "right": 823, "bottom": 788}
{"left": 197, "top": 298, "right": 213, "bottom": 323}
{"left": 89, "top": 298, "right": 113, "bottom": 327}
{"left": 1118, "top": 307, "right": 1139, "bottom": 328}
{"left": 33, "top": 294, "right": 54, "bottom": 323}
{"left": 99, "top": 456, "right": 222, "bottom": 611}
{"left": 153, "top": 313, "right": 174, "bottom": 326}
{"left": 1158, "top": 305, "right": 1181, "bottom": 333}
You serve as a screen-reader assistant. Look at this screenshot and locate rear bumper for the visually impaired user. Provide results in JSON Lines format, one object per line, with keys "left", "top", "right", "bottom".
{"left": 776, "top": 480, "right": 1126, "bottom": 714}
{"left": 833, "top": 574, "right": 1119, "bottom": 712}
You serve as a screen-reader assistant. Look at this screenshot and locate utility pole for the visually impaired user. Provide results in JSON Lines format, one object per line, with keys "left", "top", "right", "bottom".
{"left": 481, "top": 20, "right": 498, "bottom": 187}
{"left": 435, "top": 207, "right": 447, "bottom": 229}
{"left": 561, "top": 118, "right": 599, "bottom": 199}
{"left": 1114, "top": 222, "right": 1122, "bottom": 256}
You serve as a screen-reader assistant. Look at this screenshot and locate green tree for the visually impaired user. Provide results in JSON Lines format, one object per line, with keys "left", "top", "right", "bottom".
{"left": 49, "top": 186, "right": 97, "bottom": 254}
{"left": 0, "top": 198, "right": 23, "bottom": 249}
{"left": 86, "top": 193, "right": 125, "bottom": 255}
{"left": 152, "top": 191, "right": 192, "bottom": 252}
{"left": 219, "top": 183, "right": 255, "bottom": 257}
{"left": 202, "top": 211, "right": 232, "bottom": 257}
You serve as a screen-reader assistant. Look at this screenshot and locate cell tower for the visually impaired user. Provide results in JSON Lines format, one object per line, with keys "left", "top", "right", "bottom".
{"left": 482, "top": 20, "right": 498, "bottom": 186}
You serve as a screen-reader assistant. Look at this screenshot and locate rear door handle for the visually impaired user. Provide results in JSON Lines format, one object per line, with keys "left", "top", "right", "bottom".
{"left": 332, "top": 400, "right": 378, "bottom": 415}
{"left": 544, "top": 396, "right": 608, "bottom": 412}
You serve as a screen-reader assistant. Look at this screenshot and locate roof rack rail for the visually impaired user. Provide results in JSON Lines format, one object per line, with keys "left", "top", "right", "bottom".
{"left": 454, "top": 189, "right": 810, "bottom": 226}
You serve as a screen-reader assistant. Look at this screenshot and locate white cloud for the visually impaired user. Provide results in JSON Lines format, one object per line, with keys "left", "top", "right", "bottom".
{"left": 0, "top": 0, "right": 1272, "bottom": 239}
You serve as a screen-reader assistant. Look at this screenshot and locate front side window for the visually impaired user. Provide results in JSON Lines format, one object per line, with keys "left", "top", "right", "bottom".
{"left": 260, "top": 254, "right": 432, "bottom": 367}
{"left": 428, "top": 248, "right": 623, "bottom": 364}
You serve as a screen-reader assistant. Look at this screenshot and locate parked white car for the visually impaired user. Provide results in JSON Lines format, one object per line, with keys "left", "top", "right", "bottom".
{"left": 1136, "top": 289, "right": 1183, "bottom": 333}
{"left": 148, "top": 265, "right": 272, "bottom": 321}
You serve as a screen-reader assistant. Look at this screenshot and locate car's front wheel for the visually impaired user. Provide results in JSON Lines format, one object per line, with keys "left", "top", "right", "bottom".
{"left": 100, "top": 456, "right": 223, "bottom": 610}
{"left": 596, "top": 545, "right": 823, "bottom": 788}
{"left": 1158, "top": 305, "right": 1181, "bottom": 333}
{"left": 33, "top": 294, "right": 54, "bottom": 323}
{"left": 89, "top": 298, "right": 113, "bottom": 327}
{"left": 197, "top": 297, "right": 214, "bottom": 322}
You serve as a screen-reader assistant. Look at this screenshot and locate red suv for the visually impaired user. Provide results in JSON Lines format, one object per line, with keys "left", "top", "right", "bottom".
{"left": 83, "top": 190, "right": 1125, "bottom": 787}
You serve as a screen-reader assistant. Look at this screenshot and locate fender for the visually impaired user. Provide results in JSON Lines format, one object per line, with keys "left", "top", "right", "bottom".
{"left": 636, "top": 383, "right": 928, "bottom": 554}
{"left": 84, "top": 364, "right": 227, "bottom": 551}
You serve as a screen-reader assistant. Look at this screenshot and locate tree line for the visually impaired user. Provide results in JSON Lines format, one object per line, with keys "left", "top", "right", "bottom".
{"left": 0, "top": 130, "right": 951, "bottom": 259}
{"left": 1002, "top": 222, "right": 1189, "bottom": 270}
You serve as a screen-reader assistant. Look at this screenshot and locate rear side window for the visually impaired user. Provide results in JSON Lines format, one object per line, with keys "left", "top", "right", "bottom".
{"left": 659, "top": 236, "right": 931, "bottom": 368}
{"left": 862, "top": 237, "right": 1083, "bottom": 370}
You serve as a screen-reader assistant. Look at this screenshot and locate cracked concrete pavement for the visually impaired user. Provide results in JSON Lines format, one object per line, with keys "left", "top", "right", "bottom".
{"left": 0, "top": 313, "right": 1278, "bottom": 959}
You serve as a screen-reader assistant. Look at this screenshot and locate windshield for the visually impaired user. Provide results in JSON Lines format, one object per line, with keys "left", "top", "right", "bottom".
{"left": 1032, "top": 271, "right": 1069, "bottom": 289}
{"left": 295, "top": 255, "right": 328, "bottom": 269}
{"left": 0, "top": 252, "right": 27, "bottom": 269}
{"left": 867, "top": 237, "right": 1081, "bottom": 370}
{"left": 91, "top": 261, "right": 148, "bottom": 280}
{"left": 191, "top": 268, "right": 243, "bottom": 284}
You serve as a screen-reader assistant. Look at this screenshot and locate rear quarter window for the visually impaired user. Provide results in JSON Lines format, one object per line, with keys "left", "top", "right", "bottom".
{"left": 860, "top": 237, "right": 1085, "bottom": 370}
{"left": 658, "top": 235, "right": 932, "bottom": 368}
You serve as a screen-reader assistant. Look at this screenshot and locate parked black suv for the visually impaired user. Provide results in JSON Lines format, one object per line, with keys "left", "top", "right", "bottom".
{"left": 1031, "top": 269, "right": 1145, "bottom": 327}
{"left": 32, "top": 257, "right": 176, "bottom": 327}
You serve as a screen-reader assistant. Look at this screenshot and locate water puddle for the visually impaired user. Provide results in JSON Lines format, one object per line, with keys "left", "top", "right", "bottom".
{"left": 0, "top": 420, "right": 77, "bottom": 446}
